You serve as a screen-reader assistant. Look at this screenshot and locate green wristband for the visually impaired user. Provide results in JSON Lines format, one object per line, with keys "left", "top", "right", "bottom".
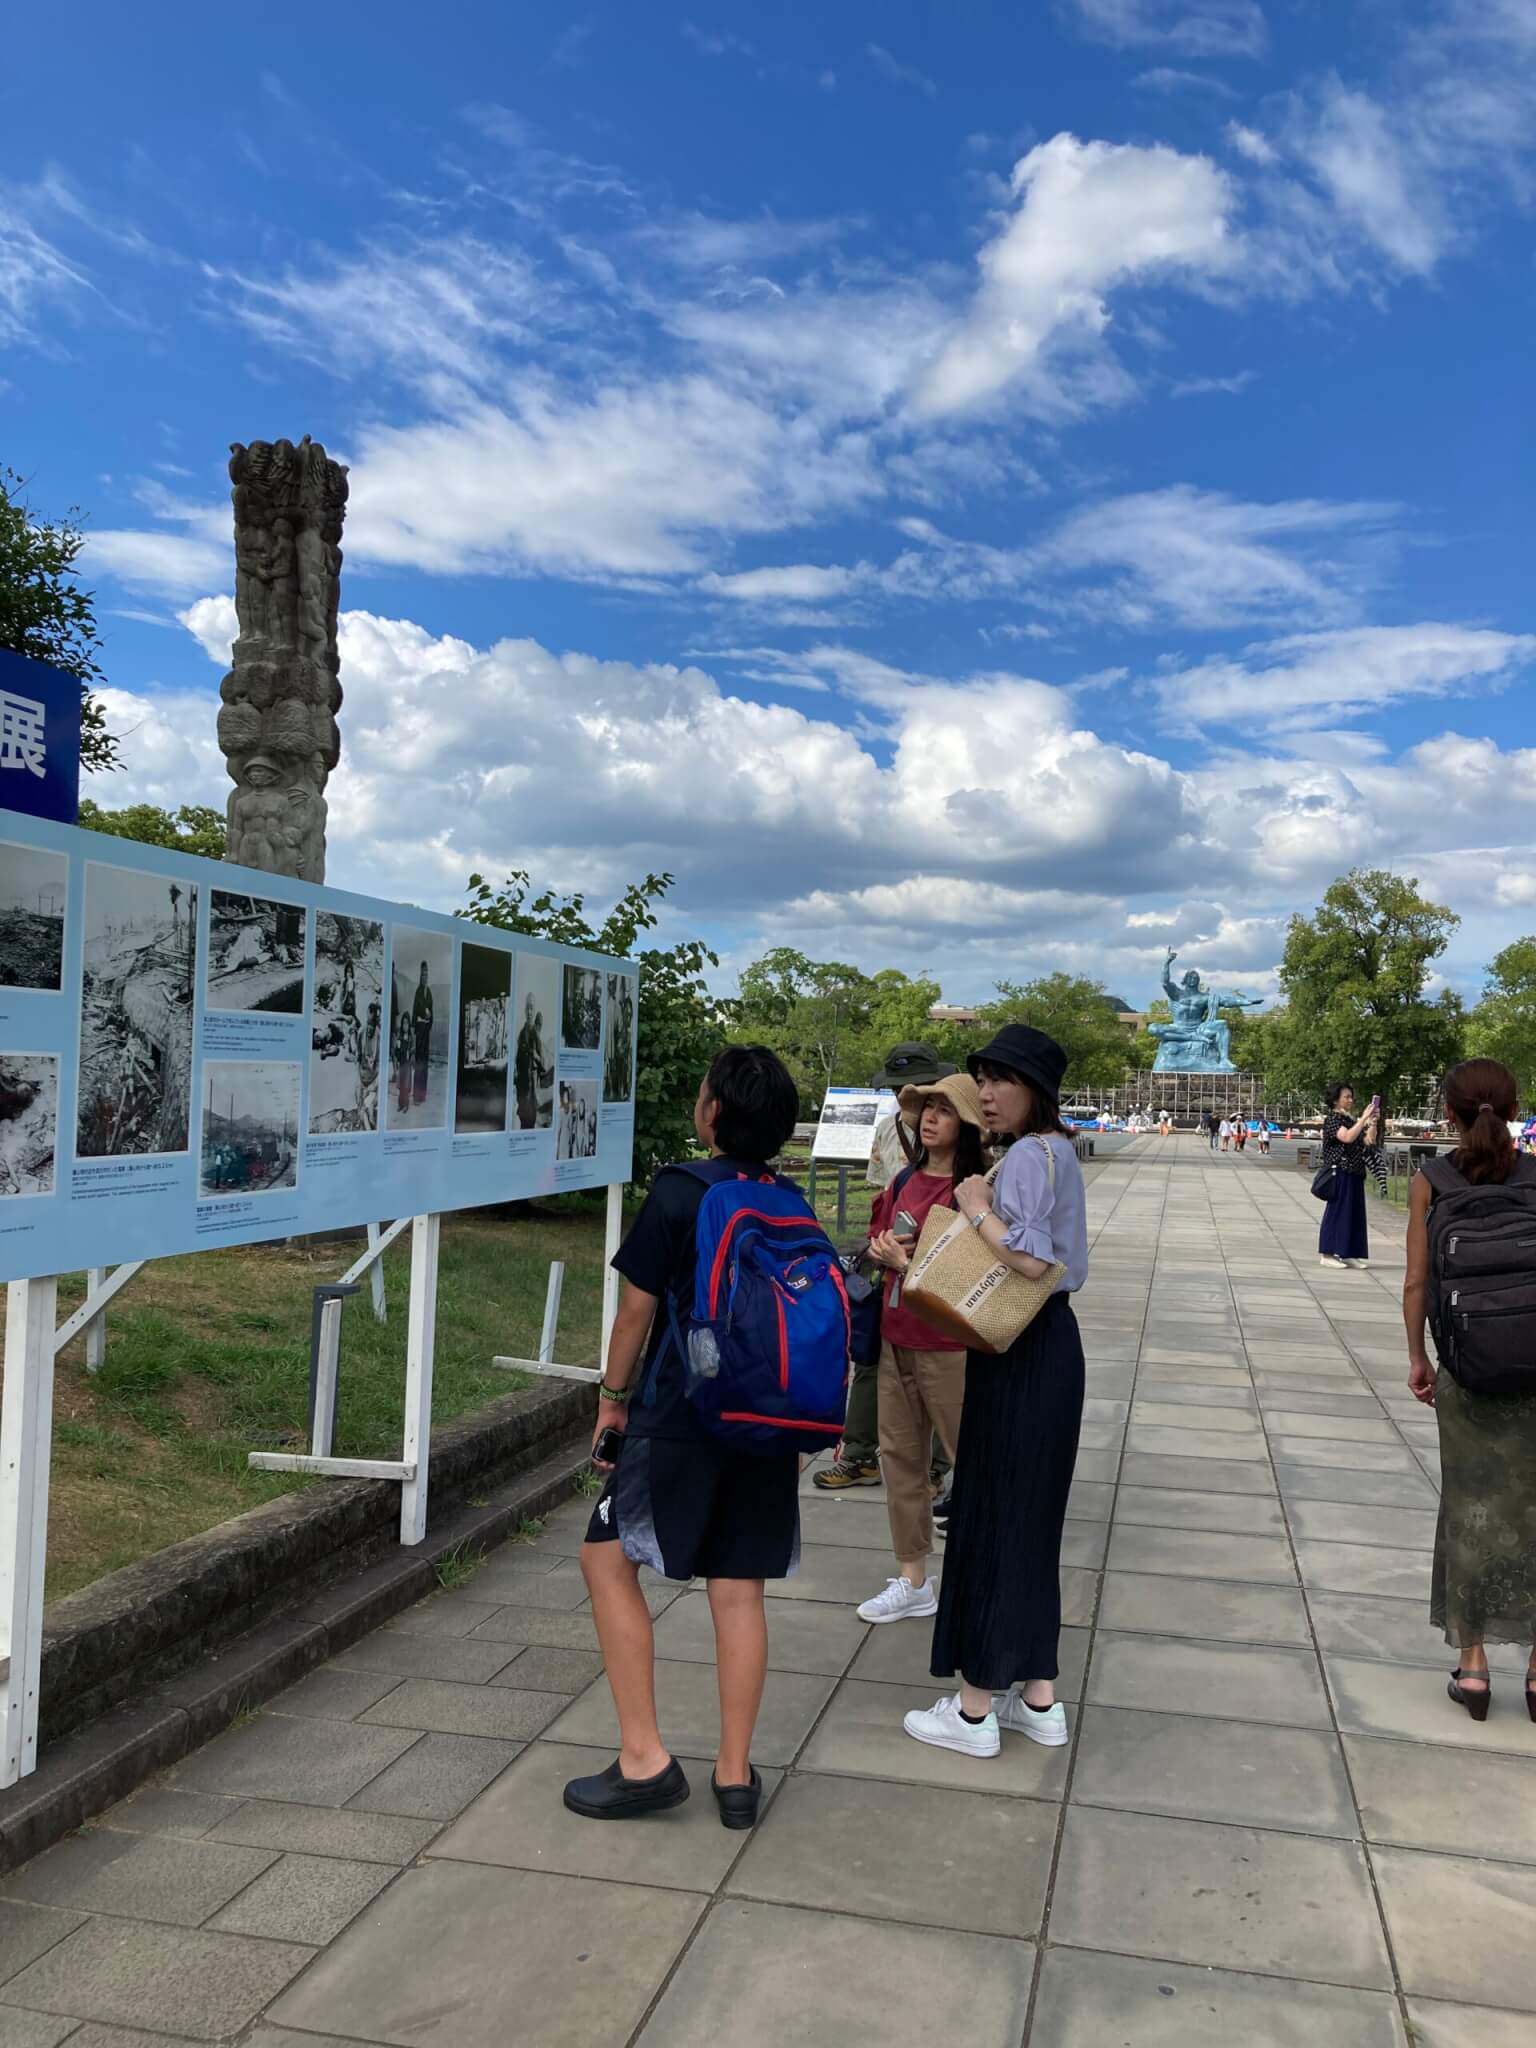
{"left": 598, "top": 1383, "right": 633, "bottom": 1405}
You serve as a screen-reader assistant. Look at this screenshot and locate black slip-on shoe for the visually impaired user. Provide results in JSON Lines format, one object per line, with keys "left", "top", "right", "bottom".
{"left": 563, "top": 1756, "right": 690, "bottom": 1820}
{"left": 711, "top": 1766, "right": 763, "bottom": 1831}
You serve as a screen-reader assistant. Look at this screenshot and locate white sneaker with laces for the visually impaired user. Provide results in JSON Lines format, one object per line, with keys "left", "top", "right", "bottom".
{"left": 857, "top": 1576, "right": 939, "bottom": 1624}
{"left": 902, "top": 1694, "right": 1000, "bottom": 1757}
{"left": 993, "top": 1691, "right": 1070, "bottom": 1746}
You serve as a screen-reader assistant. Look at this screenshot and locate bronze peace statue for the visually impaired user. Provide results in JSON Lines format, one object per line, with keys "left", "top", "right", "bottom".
{"left": 1150, "top": 948, "right": 1262, "bottom": 1073}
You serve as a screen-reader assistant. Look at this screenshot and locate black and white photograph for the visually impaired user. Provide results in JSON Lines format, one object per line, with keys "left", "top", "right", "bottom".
{"left": 455, "top": 941, "right": 511, "bottom": 1134}
{"left": 386, "top": 926, "right": 453, "bottom": 1130}
{"left": 0, "top": 1053, "right": 58, "bottom": 1198}
{"left": 556, "top": 1077, "right": 599, "bottom": 1161}
{"left": 512, "top": 952, "right": 558, "bottom": 1131}
{"left": 206, "top": 889, "right": 306, "bottom": 1013}
{"left": 561, "top": 962, "right": 601, "bottom": 1049}
{"left": 602, "top": 971, "right": 635, "bottom": 1103}
{"left": 820, "top": 1098, "right": 880, "bottom": 1128}
{"left": 199, "top": 1060, "right": 301, "bottom": 1197}
{"left": 77, "top": 864, "right": 198, "bottom": 1157}
{"left": 309, "top": 912, "right": 384, "bottom": 1134}
{"left": 0, "top": 841, "right": 67, "bottom": 992}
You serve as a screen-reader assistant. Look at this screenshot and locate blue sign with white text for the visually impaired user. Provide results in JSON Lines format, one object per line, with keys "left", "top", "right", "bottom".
{"left": 0, "top": 650, "right": 81, "bottom": 825}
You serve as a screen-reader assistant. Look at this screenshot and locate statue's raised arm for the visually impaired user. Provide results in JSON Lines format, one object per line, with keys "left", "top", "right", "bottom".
{"left": 1161, "top": 948, "right": 1181, "bottom": 1006}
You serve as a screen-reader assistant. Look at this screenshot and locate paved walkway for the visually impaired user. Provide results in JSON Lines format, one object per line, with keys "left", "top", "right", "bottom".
{"left": 3, "top": 1136, "right": 1535, "bottom": 2046}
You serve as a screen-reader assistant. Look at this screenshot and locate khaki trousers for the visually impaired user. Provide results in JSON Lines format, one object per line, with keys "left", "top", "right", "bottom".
{"left": 877, "top": 1341, "right": 965, "bottom": 1566}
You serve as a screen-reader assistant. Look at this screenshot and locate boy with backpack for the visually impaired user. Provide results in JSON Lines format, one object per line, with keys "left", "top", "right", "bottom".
{"left": 566, "top": 1046, "right": 848, "bottom": 1829}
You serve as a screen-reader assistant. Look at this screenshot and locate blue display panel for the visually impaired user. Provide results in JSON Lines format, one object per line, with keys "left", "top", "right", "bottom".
{"left": 0, "top": 809, "right": 637, "bottom": 1280}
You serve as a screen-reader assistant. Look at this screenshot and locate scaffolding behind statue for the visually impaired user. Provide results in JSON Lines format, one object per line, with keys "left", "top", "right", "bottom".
{"left": 219, "top": 437, "right": 349, "bottom": 881}
{"left": 1150, "top": 949, "right": 1262, "bottom": 1073}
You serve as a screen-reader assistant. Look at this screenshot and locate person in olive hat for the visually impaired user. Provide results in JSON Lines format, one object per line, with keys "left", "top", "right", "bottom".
{"left": 902, "top": 1023, "right": 1091, "bottom": 1763}
{"left": 815, "top": 1041, "right": 960, "bottom": 1495}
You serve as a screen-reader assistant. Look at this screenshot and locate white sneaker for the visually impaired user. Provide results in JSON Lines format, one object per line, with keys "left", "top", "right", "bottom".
{"left": 902, "top": 1694, "right": 1000, "bottom": 1757}
{"left": 993, "top": 1691, "right": 1070, "bottom": 1746}
{"left": 1345, "top": 1258, "right": 1370, "bottom": 1269}
{"left": 858, "top": 1576, "right": 939, "bottom": 1624}
{"left": 1319, "top": 1254, "right": 1348, "bottom": 1268}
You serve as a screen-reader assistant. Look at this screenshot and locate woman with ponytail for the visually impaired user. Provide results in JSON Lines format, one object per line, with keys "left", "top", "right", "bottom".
{"left": 1403, "top": 1058, "right": 1536, "bottom": 1722}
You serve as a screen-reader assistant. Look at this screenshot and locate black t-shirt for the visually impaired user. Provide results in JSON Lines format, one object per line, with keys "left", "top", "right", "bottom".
{"left": 612, "top": 1157, "right": 772, "bottom": 1443}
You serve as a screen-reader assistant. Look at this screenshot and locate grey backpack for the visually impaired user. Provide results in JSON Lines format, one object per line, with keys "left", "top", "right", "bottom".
{"left": 1423, "top": 1153, "right": 1536, "bottom": 1395}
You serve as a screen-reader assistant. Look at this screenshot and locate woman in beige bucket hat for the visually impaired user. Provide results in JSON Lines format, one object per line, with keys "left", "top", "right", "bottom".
{"left": 854, "top": 1071, "right": 990, "bottom": 1627}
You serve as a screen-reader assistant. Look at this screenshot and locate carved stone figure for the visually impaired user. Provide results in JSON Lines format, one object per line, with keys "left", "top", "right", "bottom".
{"left": 1150, "top": 948, "right": 1263, "bottom": 1073}
{"left": 220, "top": 437, "right": 348, "bottom": 880}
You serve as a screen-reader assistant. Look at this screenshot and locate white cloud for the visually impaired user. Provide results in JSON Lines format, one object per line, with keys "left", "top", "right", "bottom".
{"left": 1286, "top": 83, "right": 1445, "bottom": 275}
{"left": 344, "top": 380, "right": 881, "bottom": 577}
{"left": 1225, "top": 122, "right": 1277, "bottom": 166}
{"left": 213, "top": 233, "right": 551, "bottom": 385}
{"left": 178, "top": 594, "right": 237, "bottom": 664}
{"left": 0, "top": 195, "right": 90, "bottom": 344}
{"left": 1067, "top": 1, "right": 1267, "bottom": 60}
{"left": 1495, "top": 868, "right": 1536, "bottom": 908}
{"left": 1159, "top": 624, "right": 1536, "bottom": 732}
{"left": 866, "top": 43, "right": 938, "bottom": 97}
{"left": 697, "top": 564, "right": 863, "bottom": 602}
{"left": 82, "top": 528, "right": 228, "bottom": 597}
{"left": 1169, "top": 368, "right": 1257, "bottom": 397}
{"left": 1032, "top": 486, "right": 1396, "bottom": 629}
{"left": 914, "top": 135, "right": 1239, "bottom": 418}
{"left": 1134, "top": 67, "right": 1239, "bottom": 97}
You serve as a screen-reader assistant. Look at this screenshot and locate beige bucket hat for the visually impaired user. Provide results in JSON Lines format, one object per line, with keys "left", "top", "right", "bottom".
{"left": 897, "top": 1071, "right": 987, "bottom": 1131}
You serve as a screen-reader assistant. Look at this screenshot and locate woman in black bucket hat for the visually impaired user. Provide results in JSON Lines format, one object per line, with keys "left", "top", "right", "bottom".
{"left": 903, "top": 1024, "right": 1091, "bottom": 1761}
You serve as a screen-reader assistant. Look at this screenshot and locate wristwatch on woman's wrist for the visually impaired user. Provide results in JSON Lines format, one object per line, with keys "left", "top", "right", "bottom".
{"left": 969, "top": 1209, "right": 988, "bottom": 1232}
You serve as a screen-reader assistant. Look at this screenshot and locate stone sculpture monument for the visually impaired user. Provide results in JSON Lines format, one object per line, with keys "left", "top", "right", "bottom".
{"left": 1150, "top": 948, "right": 1262, "bottom": 1073}
{"left": 219, "top": 436, "right": 348, "bottom": 880}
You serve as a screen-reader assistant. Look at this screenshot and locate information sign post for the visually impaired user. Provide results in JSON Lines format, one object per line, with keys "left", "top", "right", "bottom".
{"left": 0, "top": 806, "right": 640, "bottom": 1781}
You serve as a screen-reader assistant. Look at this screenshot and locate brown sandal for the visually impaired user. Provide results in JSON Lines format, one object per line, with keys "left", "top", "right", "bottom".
{"left": 1448, "top": 1668, "right": 1491, "bottom": 1722}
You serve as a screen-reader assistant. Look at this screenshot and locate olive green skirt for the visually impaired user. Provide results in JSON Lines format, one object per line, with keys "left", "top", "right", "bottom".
{"left": 1432, "top": 1371, "right": 1536, "bottom": 1648}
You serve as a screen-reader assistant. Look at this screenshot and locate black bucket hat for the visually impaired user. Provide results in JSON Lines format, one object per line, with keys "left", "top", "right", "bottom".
{"left": 869, "top": 1041, "right": 956, "bottom": 1089}
{"left": 967, "top": 1024, "right": 1068, "bottom": 1105}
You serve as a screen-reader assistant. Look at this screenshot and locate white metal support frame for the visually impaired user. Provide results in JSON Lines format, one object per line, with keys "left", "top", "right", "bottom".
{"left": 248, "top": 1212, "right": 441, "bottom": 1546}
{"left": 341, "top": 1217, "right": 409, "bottom": 1323}
{"left": 1, "top": 1276, "right": 59, "bottom": 1786}
{"left": 52, "top": 1260, "right": 146, "bottom": 1370}
{"left": 492, "top": 1180, "right": 625, "bottom": 1390}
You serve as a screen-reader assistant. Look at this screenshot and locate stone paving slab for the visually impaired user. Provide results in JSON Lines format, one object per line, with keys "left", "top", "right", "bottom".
{"left": 269, "top": 1863, "right": 706, "bottom": 2048}
{"left": 1031, "top": 1947, "right": 1407, "bottom": 2047}
{"left": 636, "top": 1899, "right": 1034, "bottom": 2046}
{"left": 30, "top": 1135, "right": 1536, "bottom": 2043}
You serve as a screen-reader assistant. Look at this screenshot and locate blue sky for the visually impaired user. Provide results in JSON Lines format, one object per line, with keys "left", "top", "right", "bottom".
{"left": 5, "top": 0, "right": 1534, "bottom": 1005}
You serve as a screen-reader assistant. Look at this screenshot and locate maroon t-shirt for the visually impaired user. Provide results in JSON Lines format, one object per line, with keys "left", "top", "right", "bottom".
{"left": 870, "top": 1169, "right": 966, "bottom": 1352}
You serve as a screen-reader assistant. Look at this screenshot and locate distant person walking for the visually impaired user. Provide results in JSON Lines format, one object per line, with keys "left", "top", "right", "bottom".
{"left": 903, "top": 1025, "right": 1088, "bottom": 1761}
{"left": 1318, "top": 1082, "right": 1379, "bottom": 1268}
{"left": 1403, "top": 1059, "right": 1536, "bottom": 1723}
{"left": 1218, "top": 1117, "right": 1232, "bottom": 1152}
{"left": 854, "top": 1073, "right": 987, "bottom": 1626}
{"left": 1206, "top": 1113, "right": 1219, "bottom": 1151}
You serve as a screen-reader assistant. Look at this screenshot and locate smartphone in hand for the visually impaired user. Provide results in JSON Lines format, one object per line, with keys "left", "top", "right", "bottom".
{"left": 593, "top": 1425, "right": 626, "bottom": 1467}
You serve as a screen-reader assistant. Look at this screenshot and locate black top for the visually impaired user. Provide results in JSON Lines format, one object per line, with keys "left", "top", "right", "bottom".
{"left": 612, "top": 1157, "right": 772, "bottom": 1444}
{"left": 1322, "top": 1110, "right": 1367, "bottom": 1178}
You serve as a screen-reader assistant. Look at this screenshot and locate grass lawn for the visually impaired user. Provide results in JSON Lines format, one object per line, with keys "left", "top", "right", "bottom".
{"left": 39, "top": 1200, "right": 610, "bottom": 1601}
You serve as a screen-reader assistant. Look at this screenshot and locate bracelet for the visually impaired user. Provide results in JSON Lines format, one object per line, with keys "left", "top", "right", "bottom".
{"left": 598, "top": 1383, "right": 633, "bottom": 1405}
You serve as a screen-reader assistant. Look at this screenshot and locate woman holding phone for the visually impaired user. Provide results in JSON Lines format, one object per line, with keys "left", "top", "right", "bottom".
{"left": 854, "top": 1073, "right": 989, "bottom": 1625}
{"left": 1319, "top": 1082, "right": 1380, "bottom": 1268}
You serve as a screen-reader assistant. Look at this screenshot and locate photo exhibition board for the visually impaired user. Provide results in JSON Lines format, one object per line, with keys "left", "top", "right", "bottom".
{"left": 811, "top": 1086, "right": 900, "bottom": 1162}
{"left": 0, "top": 808, "right": 638, "bottom": 1282}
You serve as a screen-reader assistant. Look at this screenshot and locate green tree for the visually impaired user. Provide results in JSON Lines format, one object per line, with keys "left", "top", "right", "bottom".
{"left": 730, "top": 947, "right": 880, "bottom": 1099}
{"left": 1272, "top": 869, "right": 1465, "bottom": 1110}
{"left": 78, "top": 798, "right": 227, "bottom": 859}
{"left": 1468, "top": 937, "right": 1536, "bottom": 1101}
{"left": 0, "top": 468, "right": 117, "bottom": 773}
{"left": 1130, "top": 996, "right": 1171, "bottom": 1072}
{"left": 462, "top": 867, "right": 720, "bottom": 1182}
{"left": 975, "top": 972, "right": 1133, "bottom": 1092}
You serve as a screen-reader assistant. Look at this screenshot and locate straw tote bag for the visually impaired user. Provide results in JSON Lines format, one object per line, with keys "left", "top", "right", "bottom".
{"left": 902, "top": 1136, "right": 1067, "bottom": 1356}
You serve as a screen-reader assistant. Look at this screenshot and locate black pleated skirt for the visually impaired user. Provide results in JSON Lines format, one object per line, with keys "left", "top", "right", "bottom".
{"left": 930, "top": 1291, "right": 1085, "bottom": 1689}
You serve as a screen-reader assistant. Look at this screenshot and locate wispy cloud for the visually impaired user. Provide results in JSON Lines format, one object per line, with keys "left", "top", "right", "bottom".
{"left": 866, "top": 43, "right": 938, "bottom": 98}
{"left": 1066, "top": 1, "right": 1267, "bottom": 60}
{"left": 1133, "top": 66, "right": 1239, "bottom": 97}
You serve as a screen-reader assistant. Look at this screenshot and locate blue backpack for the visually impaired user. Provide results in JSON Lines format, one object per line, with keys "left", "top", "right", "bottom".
{"left": 655, "top": 1161, "right": 851, "bottom": 1455}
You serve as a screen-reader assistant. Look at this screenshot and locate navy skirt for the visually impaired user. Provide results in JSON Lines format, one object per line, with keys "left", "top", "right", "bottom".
{"left": 1319, "top": 1171, "right": 1369, "bottom": 1260}
{"left": 930, "top": 1292, "right": 1085, "bottom": 1689}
